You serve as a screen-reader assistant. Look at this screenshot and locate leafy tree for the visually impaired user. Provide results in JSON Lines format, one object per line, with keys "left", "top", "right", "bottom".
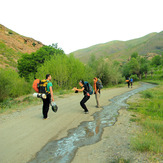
{"left": 151, "top": 55, "right": 162, "bottom": 66}
{"left": 139, "top": 58, "right": 150, "bottom": 78}
{"left": 122, "top": 62, "right": 131, "bottom": 78}
{"left": 36, "top": 54, "right": 94, "bottom": 89}
{"left": 88, "top": 56, "right": 123, "bottom": 86}
{"left": 129, "top": 58, "right": 140, "bottom": 76}
{"left": 18, "top": 45, "right": 65, "bottom": 80}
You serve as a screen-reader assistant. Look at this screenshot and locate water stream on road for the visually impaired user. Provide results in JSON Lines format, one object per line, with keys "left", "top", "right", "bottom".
{"left": 29, "top": 83, "right": 156, "bottom": 163}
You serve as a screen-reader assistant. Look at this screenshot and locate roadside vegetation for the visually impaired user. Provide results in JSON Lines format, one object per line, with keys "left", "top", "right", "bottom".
{"left": 128, "top": 79, "right": 163, "bottom": 160}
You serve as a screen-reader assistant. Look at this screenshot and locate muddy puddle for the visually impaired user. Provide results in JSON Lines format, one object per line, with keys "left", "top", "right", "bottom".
{"left": 29, "top": 83, "right": 156, "bottom": 163}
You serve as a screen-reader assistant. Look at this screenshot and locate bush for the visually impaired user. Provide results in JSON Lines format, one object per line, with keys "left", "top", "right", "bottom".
{"left": 130, "top": 74, "right": 139, "bottom": 81}
{"left": 35, "top": 54, "right": 94, "bottom": 89}
{"left": 0, "top": 68, "right": 31, "bottom": 101}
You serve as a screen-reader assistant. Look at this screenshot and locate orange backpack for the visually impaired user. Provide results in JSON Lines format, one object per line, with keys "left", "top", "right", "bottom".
{"left": 32, "top": 79, "right": 40, "bottom": 93}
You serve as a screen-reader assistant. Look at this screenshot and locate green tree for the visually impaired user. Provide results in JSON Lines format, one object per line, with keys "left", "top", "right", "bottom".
{"left": 151, "top": 55, "right": 162, "bottom": 66}
{"left": 139, "top": 58, "right": 150, "bottom": 78}
{"left": 17, "top": 45, "right": 65, "bottom": 80}
{"left": 128, "top": 58, "right": 140, "bottom": 78}
{"left": 122, "top": 62, "right": 131, "bottom": 78}
{"left": 36, "top": 54, "right": 94, "bottom": 89}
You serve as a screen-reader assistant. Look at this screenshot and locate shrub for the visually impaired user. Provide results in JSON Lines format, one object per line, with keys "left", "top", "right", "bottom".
{"left": 130, "top": 74, "right": 139, "bottom": 81}
{"left": 0, "top": 68, "right": 31, "bottom": 101}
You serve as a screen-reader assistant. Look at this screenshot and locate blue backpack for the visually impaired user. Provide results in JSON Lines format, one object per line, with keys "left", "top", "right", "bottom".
{"left": 84, "top": 81, "right": 93, "bottom": 95}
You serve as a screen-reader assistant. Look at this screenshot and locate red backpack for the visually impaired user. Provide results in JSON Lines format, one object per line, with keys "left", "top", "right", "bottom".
{"left": 32, "top": 79, "right": 40, "bottom": 93}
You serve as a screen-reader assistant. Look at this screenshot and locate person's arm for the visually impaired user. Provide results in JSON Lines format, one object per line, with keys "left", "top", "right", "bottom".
{"left": 73, "top": 87, "right": 84, "bottom": 92}
{"left": 49, "top": 86, "right": 54, "bottom": 101}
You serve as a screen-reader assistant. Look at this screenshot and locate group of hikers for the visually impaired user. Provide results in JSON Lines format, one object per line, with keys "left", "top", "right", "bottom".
{"left": 126, "top": 77, "right": 133, "bottom": 88}
{"left": 33, "top": 74, "right": 103, "bottom": 119}
{"left": 33, "top": 74, "right": 133, "bottom": 120}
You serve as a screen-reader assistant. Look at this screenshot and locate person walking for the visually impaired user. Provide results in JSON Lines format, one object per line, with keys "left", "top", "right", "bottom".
{"left": 126, "top": 77, "right": 130, "bottom": 88}
{"left": 73, "top": 80, "right": 91, "bottom": 114}
{"left": 93, "top": 77, "right": 100, "bottom": 108}
{"left": 42, "top": 74, "right": 54, "bottom": 119}
{"left": 130, "top": 78, "right": 133, "bottom": 88}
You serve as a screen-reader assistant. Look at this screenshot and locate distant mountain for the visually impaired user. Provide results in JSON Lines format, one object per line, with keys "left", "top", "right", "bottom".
{"left": 72, "top": 31, "right": 163, "bottom": 63}
{"left": 0, "top": 24, "right": 44, "bottom": 69}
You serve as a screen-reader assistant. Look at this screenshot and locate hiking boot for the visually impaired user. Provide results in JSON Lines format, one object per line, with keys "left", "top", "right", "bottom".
{"left": 84, "top": 111, "right": 89, "bottom": 114}
{"left": 43, "top": 117, "right": 49, "bottom": 120}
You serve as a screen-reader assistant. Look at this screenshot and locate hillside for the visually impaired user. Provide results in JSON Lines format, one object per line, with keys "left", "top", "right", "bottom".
{"left": 72, "top": 31, "right": 163, "bottom": 63}
{"left": 0, "top": 24, "right": 44, "bottom": 69}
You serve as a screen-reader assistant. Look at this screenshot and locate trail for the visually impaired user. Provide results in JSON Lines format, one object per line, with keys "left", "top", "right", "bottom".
{"left": 0, "top": 83, "right": 155, "bottom": 163}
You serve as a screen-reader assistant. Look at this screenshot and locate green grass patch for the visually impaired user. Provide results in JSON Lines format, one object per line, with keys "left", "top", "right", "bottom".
{"left": 110, "top": 158, "right": 130, "bottom": 163}
{"left": 128, "top": 80, "right": 163, "bottom": 155}
{"left": 0, "top": 89, "right": 73, "bottom": 114}
{"left": 0, "top": 95, "right": 42, "bottom": 114}
{"left": 131, "top": 129, "right": 163, "bottom": 153}
{"left": 141, "top": 91, "right": 153, "bottom": 98}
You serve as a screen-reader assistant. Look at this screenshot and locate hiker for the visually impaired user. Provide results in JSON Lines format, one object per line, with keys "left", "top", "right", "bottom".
{"left": 130, "top": 78, "right": 133, "bottom": 88}
{"left": 41, "top": 74, "right": 54, "bottom": 119}
{"left": 73, "top": 80, "right": 91, "bottom": 114}
{"left": 93, "top": 77, "right": 101, "bottom": 108}
{"left": 126, "top": 77, "right": 130, "bottom": 88}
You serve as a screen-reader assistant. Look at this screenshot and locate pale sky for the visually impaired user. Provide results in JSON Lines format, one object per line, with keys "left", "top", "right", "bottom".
{"left": 0, "top": 0, "right": 163, "bottom": 54}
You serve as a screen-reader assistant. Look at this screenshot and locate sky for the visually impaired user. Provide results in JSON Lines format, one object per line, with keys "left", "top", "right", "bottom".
{"left": 0, "top": 0, "right": 163, "bottom": 54}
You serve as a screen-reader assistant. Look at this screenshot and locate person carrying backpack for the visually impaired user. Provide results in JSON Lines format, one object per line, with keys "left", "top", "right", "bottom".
{"left": 130, "top": 78, "right": 133, "bottom": 88}
{"left": 93, "top": 77, "right": 102, "bottom": 108}
{"left": 73, "top": 80, "right": 93, "bottom": 114}
{"left": 126, "top": 77, "right": 130, "bottom": 88}
{"left": 40, "top": 74, "right": 54, "bottom": 119}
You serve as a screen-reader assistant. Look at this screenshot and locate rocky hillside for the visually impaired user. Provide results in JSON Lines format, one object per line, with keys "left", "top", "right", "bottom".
{"left": 72, "top": 31, "right": 163, "bottom": 63}
{"left": 0, "top": 24, "right": 44, "bottom": 69}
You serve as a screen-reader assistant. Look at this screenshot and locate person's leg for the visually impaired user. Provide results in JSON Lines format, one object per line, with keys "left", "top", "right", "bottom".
{"left": 95, "top": 92, "right": 100, "bottom": 107}
{"left": 42, "top": 94, "right": 51, "bottom": 119}
{"left": 128, "top": 82, "right": 130, "bottom": 88}
{"left": 80, "top": 95, "right": 90, "bottom": 112}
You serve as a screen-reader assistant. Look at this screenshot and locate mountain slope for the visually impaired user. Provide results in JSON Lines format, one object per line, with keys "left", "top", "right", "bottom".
{"left": 72, "top": 32, "right": 163, "bottom": 62}
{"left": 0, "top": 24, "right": 44, "bottom": 69}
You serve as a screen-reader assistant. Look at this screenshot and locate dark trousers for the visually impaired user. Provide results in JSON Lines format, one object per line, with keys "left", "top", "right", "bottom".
{"left": 127, "top": 82, "right": 130, "bottom": 88}
{"left": 42, "top": 94, "right": 51, "bottom": 119}
{"left": 80, "top": 95, "right": 90, "bottom": 112}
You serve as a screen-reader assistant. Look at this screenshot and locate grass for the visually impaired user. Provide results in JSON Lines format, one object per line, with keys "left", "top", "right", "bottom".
{"left": 0, "top": 89, "right": 74, "bottom": 114}
{"left": 128, "top": 80, "right": 163, "bottom": 156}
{"left": 110, "top": 158, "right": 130, "bottom": 163}
{"left": 0, "top": 95, "right": 42, "bottom": 114}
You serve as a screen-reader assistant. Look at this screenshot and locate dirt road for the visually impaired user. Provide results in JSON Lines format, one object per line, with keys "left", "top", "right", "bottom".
{"left": 0, "top": 85, "right": 139, "bottom": 163}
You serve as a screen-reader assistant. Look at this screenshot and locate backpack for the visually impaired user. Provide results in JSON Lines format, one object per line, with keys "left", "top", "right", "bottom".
{"left": 97, "top": 78, "right": 103, "bottom": 89}
{"left": 32, "top": 79, "right": 40, "bottom": 93}
{"left": 84, "top": 81, "right": 93, "bottom": 95}
{"left": 38, "top": 79, "right": 50, "bottom": 94}
{"left": 130, "top": 78, "right": 133, "bottom": 82}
